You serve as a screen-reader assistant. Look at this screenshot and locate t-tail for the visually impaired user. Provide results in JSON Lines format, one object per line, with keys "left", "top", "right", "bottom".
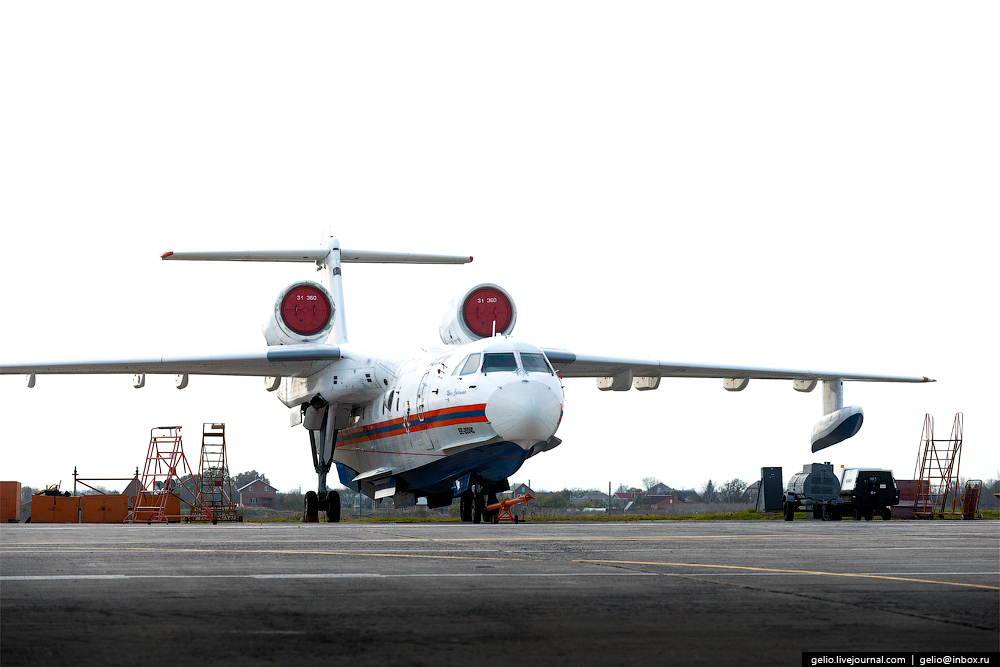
{"left": 161, "top": 236, "right": 473, "bottom": 345}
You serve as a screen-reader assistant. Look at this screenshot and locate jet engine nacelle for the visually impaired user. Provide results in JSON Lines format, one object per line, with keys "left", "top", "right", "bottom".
{"left": 811, "top": 405, "right": 864, "bottom": 453}
{"left": 263, "top": 281, "right": 336, "bottom": 346}
{"left": 439, "top": 283, "right": 517, "bottom": 346}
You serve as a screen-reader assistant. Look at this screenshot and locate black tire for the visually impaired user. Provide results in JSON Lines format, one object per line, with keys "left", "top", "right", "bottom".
{"left": 472, "top": 495, "right": 484, "bottom": 524}
{"left": 881, "top": 509, "right": 891, "bottom": 521}
{"left": 326, "top": 491, "right": 341, "bottom": 523}
{"left": 783, "top": 501, "right": 794, "bottom": 521}
{"left": 460, "top": 494, "right": 472, "bottom": 522}
{"left": 864, "top": 513, "right": 873, "bottom": 521}
{"left": 304, "top": 490, "right": 319, "bottom": 522}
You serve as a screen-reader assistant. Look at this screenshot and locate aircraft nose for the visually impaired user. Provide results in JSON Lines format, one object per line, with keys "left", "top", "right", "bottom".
{"left": 485, "top": 380, "right": 562, "bottom": 448}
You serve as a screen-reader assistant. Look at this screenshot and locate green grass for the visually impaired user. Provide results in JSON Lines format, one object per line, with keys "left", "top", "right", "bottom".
{"left": 240, "top": 508, "right": 1000, "bottom": 523}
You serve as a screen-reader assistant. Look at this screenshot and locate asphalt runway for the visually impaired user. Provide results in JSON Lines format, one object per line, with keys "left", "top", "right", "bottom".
{"left": 1, "top": 520, "right": 997, "bottom": 666}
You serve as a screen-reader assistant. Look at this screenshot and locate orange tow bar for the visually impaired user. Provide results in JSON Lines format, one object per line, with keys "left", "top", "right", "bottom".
{"left": 485, "top": 493, "right": 533, "bottom": 524}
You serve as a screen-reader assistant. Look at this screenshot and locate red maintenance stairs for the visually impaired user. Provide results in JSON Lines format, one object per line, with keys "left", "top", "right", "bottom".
{"left": 127, "top": 426, "right": 215, "bottom": 524}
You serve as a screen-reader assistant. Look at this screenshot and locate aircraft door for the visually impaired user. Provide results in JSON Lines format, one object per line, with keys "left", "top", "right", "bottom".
{"left": 411, "top": 371, "right": 435, "bottom": 451}
{"left": 416, "top": 371, "right": 429, "bottom": 423}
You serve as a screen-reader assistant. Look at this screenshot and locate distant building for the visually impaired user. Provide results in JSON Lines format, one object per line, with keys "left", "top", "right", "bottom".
{"left": 638, "top": 482, "right": 682, "bottom": 508}
{"left": 237, "top": 479, "right": 276, "bottom": 508}
{"left": 508, "top": 483, "right": 537, "bottom": 506}
{"left": 613, "top": 491, "right": 643, "bottom": 508}
{"left": 639, "top": 494, "right": 683, "bottom": 509}
{"left": 569, "top": 491, "right": 610, "bottom": 507}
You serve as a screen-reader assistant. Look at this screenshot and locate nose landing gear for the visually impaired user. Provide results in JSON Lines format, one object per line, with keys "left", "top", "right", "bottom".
{"left": 304, "top": 489, "right": 341, "bottom": 523}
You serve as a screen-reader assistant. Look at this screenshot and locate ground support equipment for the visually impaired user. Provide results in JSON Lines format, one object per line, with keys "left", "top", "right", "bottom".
{"left": 486, "top": 493, "right": 534, "bottom": 523}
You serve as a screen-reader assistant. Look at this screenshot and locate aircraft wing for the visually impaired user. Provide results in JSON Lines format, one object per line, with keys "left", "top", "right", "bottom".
{"left": 1, "top": 345, "right": 341, "bottom": 378}
{"left": 540, "top": 349, "right": 933, "bottom": 384}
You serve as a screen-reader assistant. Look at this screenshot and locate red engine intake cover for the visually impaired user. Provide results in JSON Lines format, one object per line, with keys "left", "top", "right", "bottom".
{"left": 280, "top": 284, "right": 332, "bottom": 336}
{"left": 462, "top": 286, "right": 512, "bottom": 338}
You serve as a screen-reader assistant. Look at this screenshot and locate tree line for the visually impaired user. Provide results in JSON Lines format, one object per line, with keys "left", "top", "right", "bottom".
{"left": 23, "top": 471, "right": 999, "bottom": 512}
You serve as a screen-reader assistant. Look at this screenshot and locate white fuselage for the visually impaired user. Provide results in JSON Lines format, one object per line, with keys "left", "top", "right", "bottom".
{"left": 278, "top": 337, "right": 564, "bottom": 499}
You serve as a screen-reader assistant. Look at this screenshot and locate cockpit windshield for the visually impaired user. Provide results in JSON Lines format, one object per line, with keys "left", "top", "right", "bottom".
{"left": 457, "top": 353, "right": 481, "bottom": 375}
{"left": 520, "top": 353, "right": 552, "bottom": 374}
{"left": 455, "top": 348, "right": 554, "bottom": 375}
{"left": 482, "top": 352, "right": 518, "bottom": 373}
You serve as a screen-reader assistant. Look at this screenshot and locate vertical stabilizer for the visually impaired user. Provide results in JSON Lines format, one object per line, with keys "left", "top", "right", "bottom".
{"left": 318, "top": 238, "right": 348, "bottom": 344}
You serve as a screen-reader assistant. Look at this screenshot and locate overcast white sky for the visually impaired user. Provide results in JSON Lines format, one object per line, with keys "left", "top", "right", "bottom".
{"left": 1, "top": 2, "right": 996, "bottom": 496}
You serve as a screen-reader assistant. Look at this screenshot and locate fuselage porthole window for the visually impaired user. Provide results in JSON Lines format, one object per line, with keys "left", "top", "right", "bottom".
{"left": 458, "top": 353, "right": 481, "bottom": 376}
{"left": 482, "top": 352, "right": 518, "bottom": 373}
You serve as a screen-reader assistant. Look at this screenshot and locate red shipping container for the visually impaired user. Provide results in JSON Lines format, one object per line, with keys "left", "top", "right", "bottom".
{"left": 80, "top": 494, "right": 129, "bottom": 523}
{"left": 133, "top": 492, "right": 182, "bottom": 522}
{"left": 30, "top": 494, "right": 80, "bottom": 523}
{"left": 1, "top": 481, "right": 22, "bottom": 522}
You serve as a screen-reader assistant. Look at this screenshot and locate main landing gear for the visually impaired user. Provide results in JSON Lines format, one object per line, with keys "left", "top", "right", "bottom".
{"left": 303, "top": 400, "right": 341, "bottom": 523}
{"left": 459, "top": 481, "right": 505, "bottom": 524}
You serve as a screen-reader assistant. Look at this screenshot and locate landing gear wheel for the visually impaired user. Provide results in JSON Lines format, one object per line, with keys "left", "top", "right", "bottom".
{"left": 853, "top": 509, "right": 862, "bottom": 521}
{"left": 304, "top": 491, "right": 319, "bottom": 522}
{"left": 881, "top": 509, "right": 891, "bottom": 521}
{"left": 487, "top": 494, "right": 500, "bottom": 524}
{"left": 472, "top": 495, "right": 485, "bottom": 524}
{"left": 326, "top": 490, "right": 341, "bottom": 523}
{"left": 460, "top": 494, "right": 473, "bottom": 523}
{"left": 863, "top": 513, "right": 873, "bottom": 521}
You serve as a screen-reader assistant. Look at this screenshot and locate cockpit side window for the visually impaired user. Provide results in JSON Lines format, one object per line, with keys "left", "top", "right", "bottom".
{"left": 457, "top": 353, "right": 481, "bottom": 375}
{"left": 482, "top": 352, "right": 518, "bottom": 373}
{"left": 520, "top": 353, "right": 553, "bottom": 374}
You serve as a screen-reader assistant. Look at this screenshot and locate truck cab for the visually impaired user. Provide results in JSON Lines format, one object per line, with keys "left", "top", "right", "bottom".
{"left": 839, "top": 468, "right": 900, "bottom": 521}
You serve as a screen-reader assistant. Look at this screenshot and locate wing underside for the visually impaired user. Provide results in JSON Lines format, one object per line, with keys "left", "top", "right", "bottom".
{"left": 1, "top": 345, "right": 341, "bottom": 378}
{"left": 541, "top": 349, "right": 933, "bottom": 383}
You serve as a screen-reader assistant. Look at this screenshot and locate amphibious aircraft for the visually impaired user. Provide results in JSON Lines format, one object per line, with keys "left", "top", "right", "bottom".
{"left": 1, "top": 237, "right": 933, "bottom": 522}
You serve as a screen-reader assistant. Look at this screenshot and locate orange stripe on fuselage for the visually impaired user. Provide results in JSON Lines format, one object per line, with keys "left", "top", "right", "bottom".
{"left": 337, "top": 403, "right": 489, "bottom": 449}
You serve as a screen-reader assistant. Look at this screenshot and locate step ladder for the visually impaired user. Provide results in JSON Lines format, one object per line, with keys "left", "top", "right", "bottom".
{"left": 197, "top": 423, "right": 238, "bottom": 522}
{"left": 127, "top": 426, "right": 214, "bottom": 523}
{"left": 913, "top": 413, "right": 964, "bottom": 518}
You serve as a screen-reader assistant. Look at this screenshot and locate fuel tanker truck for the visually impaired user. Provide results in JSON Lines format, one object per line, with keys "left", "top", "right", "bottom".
{"left": 783, "top": 463, "right": 899, "bottom": 521}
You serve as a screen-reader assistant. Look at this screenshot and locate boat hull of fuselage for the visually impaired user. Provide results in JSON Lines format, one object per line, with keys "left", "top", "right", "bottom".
{"left": 335, "top": 438, "right": 540, "bottom": 497}
{"left": 329, "top": 339, "right": 565, "bottom": 503}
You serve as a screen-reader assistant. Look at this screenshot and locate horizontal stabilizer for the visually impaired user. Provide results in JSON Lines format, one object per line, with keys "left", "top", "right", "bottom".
{"left": 162, "top": 249, "right": 472, "bottom": 265}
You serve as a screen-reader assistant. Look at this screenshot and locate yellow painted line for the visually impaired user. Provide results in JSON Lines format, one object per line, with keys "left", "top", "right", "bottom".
{"left": 575, "top": 559, "right": 1000, "bottom": 590}
{"left": 0, "top": 545, "right": 523, "bottom": 561}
